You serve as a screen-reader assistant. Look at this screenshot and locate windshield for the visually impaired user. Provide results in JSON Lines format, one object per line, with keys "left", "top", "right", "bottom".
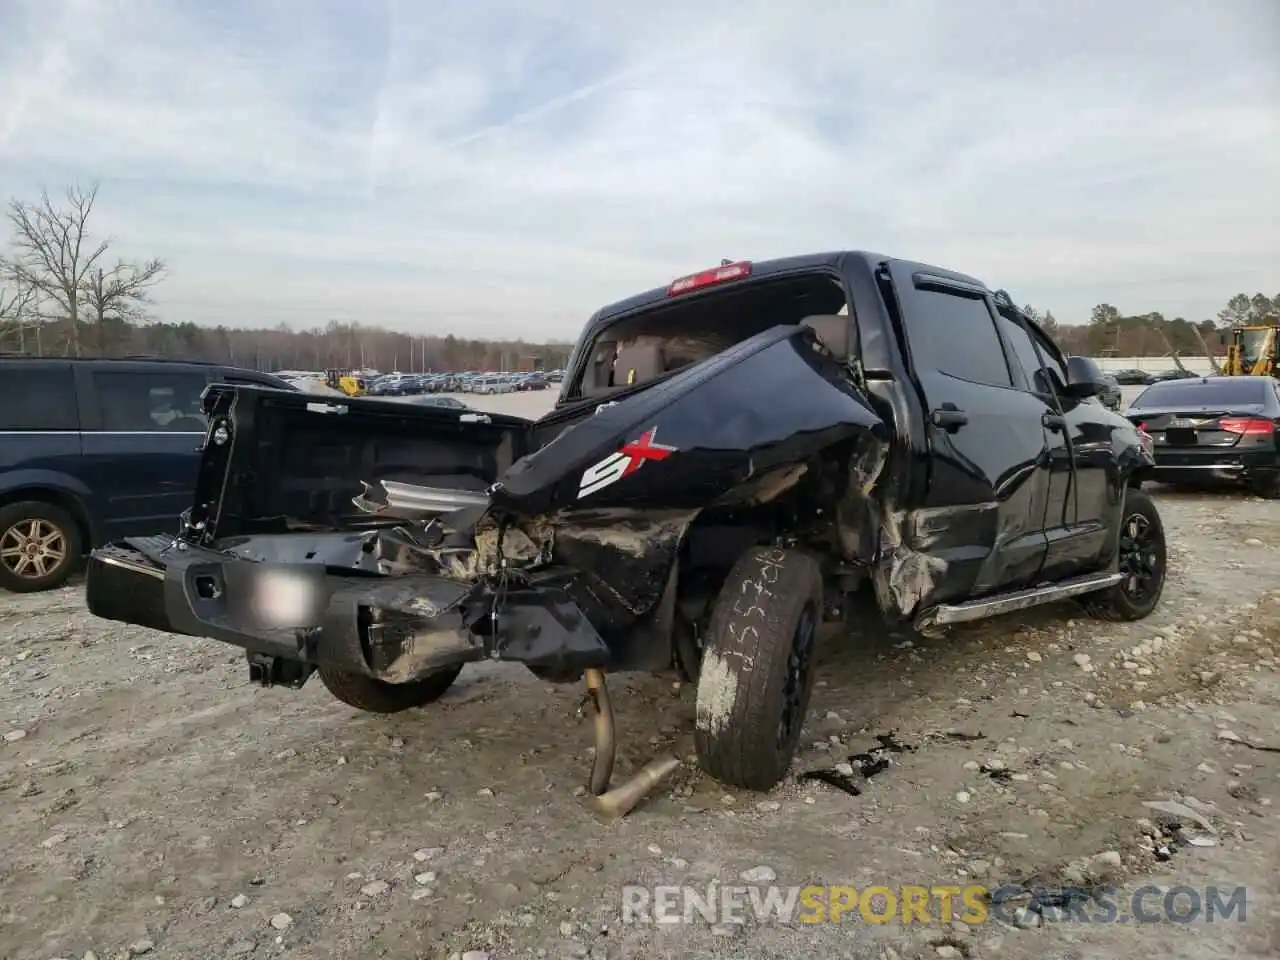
{"left": 1239, "top": 328, "right": 1276, "bottom": 369}
{"left": 1133, "top": 379, "right": 1268, "bottom": 408}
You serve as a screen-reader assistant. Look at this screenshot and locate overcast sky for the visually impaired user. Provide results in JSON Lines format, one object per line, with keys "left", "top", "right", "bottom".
{"left": 1, "top": 0, "right": 1276, "bottom": 339}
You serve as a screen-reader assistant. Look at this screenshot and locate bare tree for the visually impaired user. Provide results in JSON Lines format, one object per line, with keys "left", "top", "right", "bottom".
{"left": 81, "top": 258, "right": 167, "bottom": 355}
{"left": 5, "top": 184, "right": 166, "bottom": 357}
{"left": 1189, "top": 325, "right": 1223, "bottom": 376}
{"left": 1143, "top": 319, "right": 1190, "bottom": 373}
{"left": 0, "top": 260, "right": 26, "bottom": 319}
{"left": 0, "top": 259, "right": 39, "bottom": 353}
{"left": 6, "top": 185, "right": 106, "bottom": 355}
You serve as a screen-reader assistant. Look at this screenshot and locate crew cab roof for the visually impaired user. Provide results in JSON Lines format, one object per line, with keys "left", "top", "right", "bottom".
{"left": 581, "top": 250, "right": 989, "bottom": 340}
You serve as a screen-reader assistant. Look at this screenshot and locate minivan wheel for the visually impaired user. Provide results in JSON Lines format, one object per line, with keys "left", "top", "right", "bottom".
{"left": 0, "top": 501, "right": 82, "bottom": 593}
{"left": 693, "top": 546, "right": 823, "bottom": 791}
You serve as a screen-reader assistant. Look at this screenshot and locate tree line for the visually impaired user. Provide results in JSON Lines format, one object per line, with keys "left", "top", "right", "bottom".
{"left": 0, "top": 184, "right": 1274, "bottom": 371}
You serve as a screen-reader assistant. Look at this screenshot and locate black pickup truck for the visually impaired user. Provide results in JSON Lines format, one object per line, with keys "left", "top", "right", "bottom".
{"left": 85, "top": 252, "right": 1165, "bottom": 799}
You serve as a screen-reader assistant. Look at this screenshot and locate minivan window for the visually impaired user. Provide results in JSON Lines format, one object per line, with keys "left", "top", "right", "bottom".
{"left": 94, "top": 371, "right": 210, "bottom": 432}
{"left": 0, "top": 366, "right": 79, "bottom": 430}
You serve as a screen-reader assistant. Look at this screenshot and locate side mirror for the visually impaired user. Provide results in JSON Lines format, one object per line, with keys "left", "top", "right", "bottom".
{"left": 1218, "top": 331, "right": 1228, "bottom": 346}
{"left": 1062, "top": 356, "right": 1108, "bottom": 400}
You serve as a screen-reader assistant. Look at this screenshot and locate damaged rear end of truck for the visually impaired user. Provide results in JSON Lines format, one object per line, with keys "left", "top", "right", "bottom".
{"left": 87, "top": 255, "right": 897, "bottom": 806}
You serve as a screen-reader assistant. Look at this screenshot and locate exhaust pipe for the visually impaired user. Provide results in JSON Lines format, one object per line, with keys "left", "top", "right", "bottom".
{"left": 582, "top": 668, "right": 680, "bottom": 821}
{"left": 586, "top": 756, "right": 682, "bottom": 822}
{"left": 585, "top": 668, "right": 616, "bottom": 795}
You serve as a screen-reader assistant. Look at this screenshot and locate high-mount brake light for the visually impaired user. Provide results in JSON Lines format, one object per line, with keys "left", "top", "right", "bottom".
{"left": 666, "top": 260, "right": 752, "bottom": 296}
{"left": 1219, "top": 417, "right": 1274, "bottom": 436}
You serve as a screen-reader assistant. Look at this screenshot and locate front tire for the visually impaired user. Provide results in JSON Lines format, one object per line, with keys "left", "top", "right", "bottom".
{"left": 694, "top": 547, "right": 823, "bottom": 791}
{"left": 0, "top": 501, "right": 82, "bottom": 594}
{"left": 318, "top": 664, "right": 463, "bottom": 714}
{"left": 1080, "top": 487, "right": 1167, "bottom": 621}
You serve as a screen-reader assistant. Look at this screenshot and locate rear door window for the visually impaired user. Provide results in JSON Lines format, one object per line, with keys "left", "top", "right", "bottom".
{"left": 0, "top": 366, "right": 79, "bottom": 430}
{"left": 903, "top": 289, "right": 1013, "bottom": 388}
{"left": 92, "top": 371, "right": 211, "bottom": 432}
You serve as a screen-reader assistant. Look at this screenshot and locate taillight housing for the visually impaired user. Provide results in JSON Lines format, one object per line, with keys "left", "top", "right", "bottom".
{"left": 1136, "top": 428, "right": 1154, "bottom": 456}
{"left": 667, "top": 260, "right": 752, "bottom": 296}
{"left": 1219, "top": 417, "right": 1275, "bottom": 436}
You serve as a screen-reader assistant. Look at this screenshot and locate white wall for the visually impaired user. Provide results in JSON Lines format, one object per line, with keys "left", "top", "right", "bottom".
{"left": 1091, "top": 356, "right": 1224, "bottom": 375}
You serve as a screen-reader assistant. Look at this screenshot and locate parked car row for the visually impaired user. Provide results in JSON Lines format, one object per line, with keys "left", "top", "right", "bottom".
{"left": 366, "top": 370, "right": 560, "bottom": 396}
{"left": 366, "top": 373, "right": 455, "bottom": 396}
{"left": 1109, "top": 367, "right": 1203, "bottom": 386}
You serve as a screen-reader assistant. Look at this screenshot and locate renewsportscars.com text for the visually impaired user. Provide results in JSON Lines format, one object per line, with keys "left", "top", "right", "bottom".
{"left": 620, "top": 883, "right": 1248, "bottom": 927}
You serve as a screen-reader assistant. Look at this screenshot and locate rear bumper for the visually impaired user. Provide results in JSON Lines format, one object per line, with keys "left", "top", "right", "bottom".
{"left": 1151, "top": 447, "right": 1277, "bottom": 484}
{"left": 85, "top": 535, "right": 611, "bottom": 682}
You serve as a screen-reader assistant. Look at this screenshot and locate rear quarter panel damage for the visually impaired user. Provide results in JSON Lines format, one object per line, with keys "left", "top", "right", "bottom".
{"left": 871, "top": 506, "right": 949, "bottom": 618}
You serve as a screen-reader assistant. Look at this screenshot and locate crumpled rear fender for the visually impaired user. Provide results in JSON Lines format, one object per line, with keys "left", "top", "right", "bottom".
{"left": 492, "top": 325, "right": 887, "bottom": 517}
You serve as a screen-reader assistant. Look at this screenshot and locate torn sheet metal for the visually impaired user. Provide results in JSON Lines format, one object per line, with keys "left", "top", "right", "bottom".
{"left": 352, "top": 479, "right": 490, "bottom": 519}
{"left": 871, "top": 507, "right": 948, "bottom": 618}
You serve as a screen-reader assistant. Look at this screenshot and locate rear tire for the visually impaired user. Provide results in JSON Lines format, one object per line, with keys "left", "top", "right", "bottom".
{"left": 318, "top": 664, "right": 463, "bottom": 714}
{"left": 1249, "top": 473, "right": 1280, "bottom": 500}
{"left": 1079, "top": 487, "right": 1166, "bottom": 622}
{"left": 0, "top": 501, "right": 82, "bottom": 594}
{"left": 694, "top": 547, "right": 822, "bottom": 791}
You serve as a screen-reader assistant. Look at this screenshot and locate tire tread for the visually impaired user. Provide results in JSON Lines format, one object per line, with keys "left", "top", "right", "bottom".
{"left": 694, "top": 547, "right": 822, "bottom": 790}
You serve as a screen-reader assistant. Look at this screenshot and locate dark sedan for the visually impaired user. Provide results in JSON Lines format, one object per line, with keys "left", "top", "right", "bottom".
{"left": 1126, "top": 376, "right": 1279, "bottom": 498}
{"left": 1150, "top": 368, "right": 1198, "bottom": 382}
{"left": 1112, "top": 368, "right": 1155, "bottom": 385}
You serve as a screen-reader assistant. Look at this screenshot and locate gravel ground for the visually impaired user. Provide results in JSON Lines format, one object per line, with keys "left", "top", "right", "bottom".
{"left": 2, "top": 389, "right": 1278, "bottom": 960}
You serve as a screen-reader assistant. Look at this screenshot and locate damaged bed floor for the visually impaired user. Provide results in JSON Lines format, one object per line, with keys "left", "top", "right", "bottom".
{"left": 1, "top": 419, "right": 1278, "bottom": 960}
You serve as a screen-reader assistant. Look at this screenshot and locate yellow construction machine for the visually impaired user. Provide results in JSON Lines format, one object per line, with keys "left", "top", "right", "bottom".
{"left": 324, "top": 368, "right": 367, "bottom": 396}
{"left": 1222, "top": 322, "right": 1278, "bottom": 378}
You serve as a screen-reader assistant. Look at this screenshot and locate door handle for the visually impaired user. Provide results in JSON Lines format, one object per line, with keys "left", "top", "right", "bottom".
{"left": 930, "top": 405, "right": 968, "bottom": 432}
{"left": 1042, "top": 412, "right": 1066, "bottom": 432}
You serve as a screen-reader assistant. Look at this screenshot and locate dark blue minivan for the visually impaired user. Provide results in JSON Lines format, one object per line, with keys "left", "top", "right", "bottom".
{"left": 0, "top": 357, "right": 293, "bottom": 592}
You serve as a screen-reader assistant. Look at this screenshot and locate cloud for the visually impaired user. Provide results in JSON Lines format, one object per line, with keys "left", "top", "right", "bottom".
{"left": 0, "top": 0, "right": 1276, "bottom": 338}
